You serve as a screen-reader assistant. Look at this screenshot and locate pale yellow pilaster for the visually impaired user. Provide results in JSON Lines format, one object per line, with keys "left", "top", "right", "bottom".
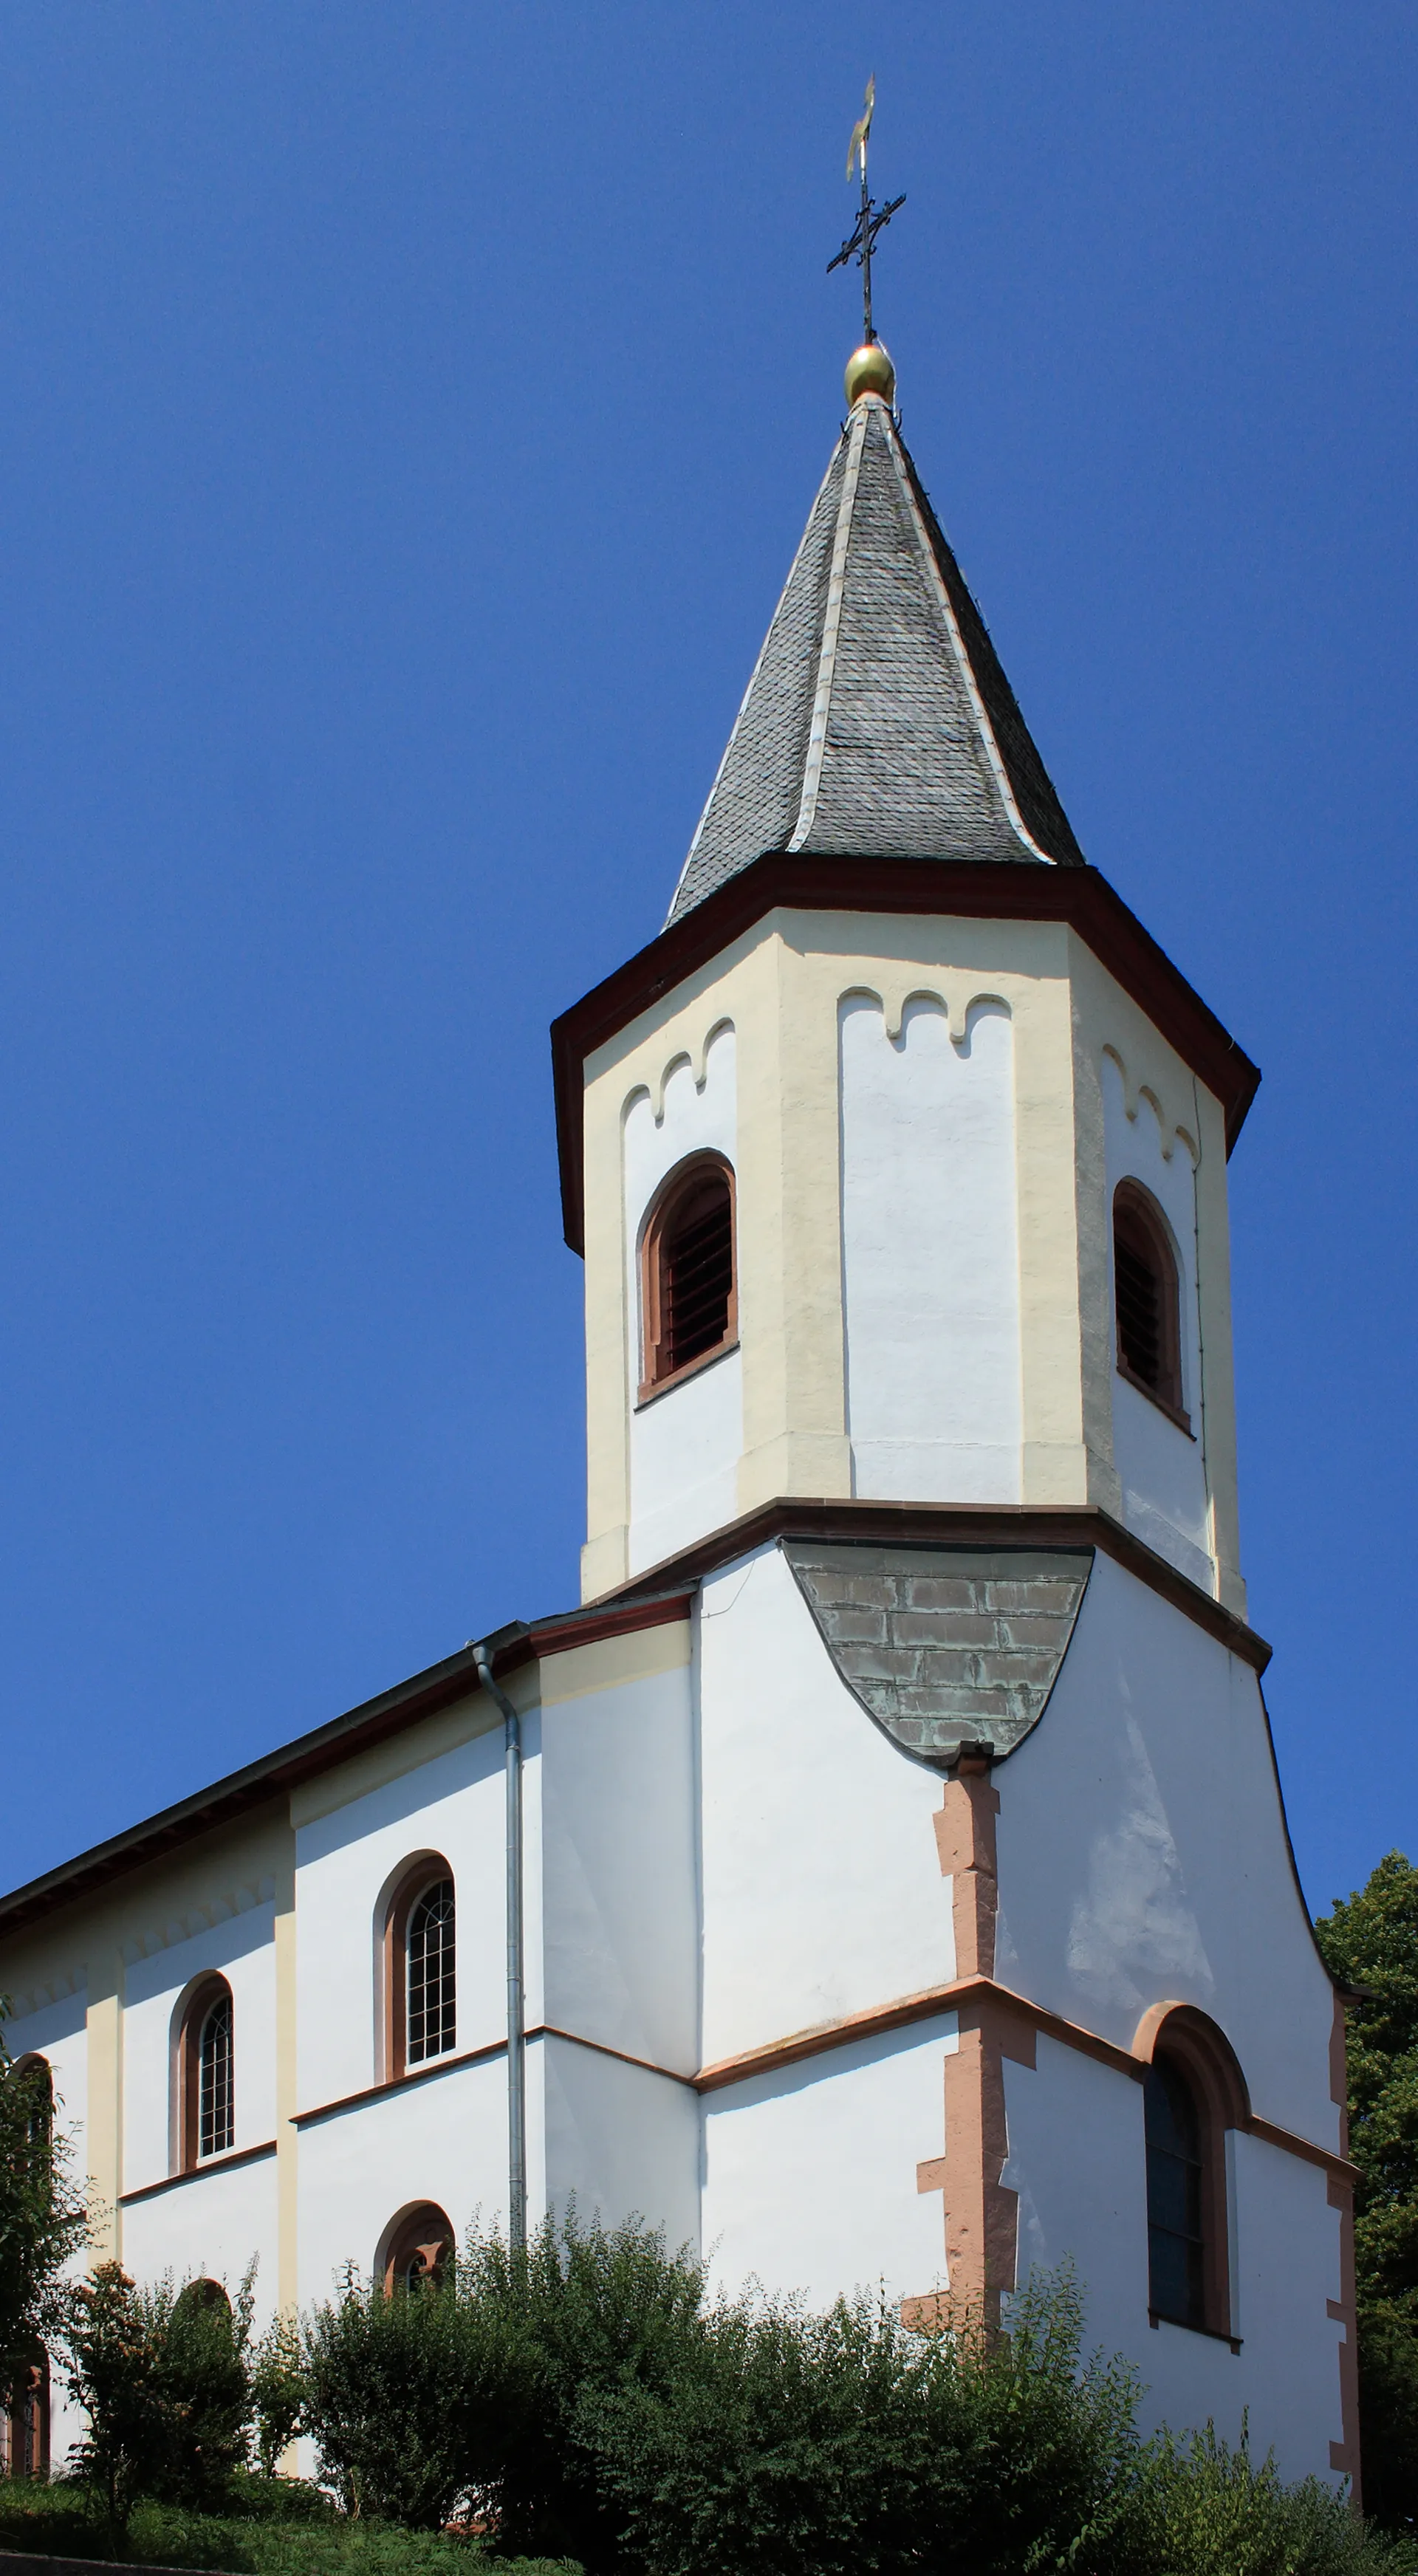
{"left": 85, "top": 1962, "right": 123, "bottom": 2262}
{"left": 273, "top": 1850, "right": 299, "bottom": 2315}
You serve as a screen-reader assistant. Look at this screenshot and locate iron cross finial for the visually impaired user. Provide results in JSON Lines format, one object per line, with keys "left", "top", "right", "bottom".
{"left": 827, "top": 75, "right": 905, "bottom": 344}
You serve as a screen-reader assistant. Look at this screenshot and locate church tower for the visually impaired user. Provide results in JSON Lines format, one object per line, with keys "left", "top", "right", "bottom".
{"left": 548, "top": 302, "right": 1354, "bottom": 2487}
{"left": 554, "top": 343, "right": 1254, "bottom": 1617}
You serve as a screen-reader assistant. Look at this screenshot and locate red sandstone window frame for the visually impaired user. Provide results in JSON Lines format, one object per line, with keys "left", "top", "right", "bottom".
{"left": 377, "top": 2199, "right": 456, "bottom": 2295}
{"left": 173, "top": 1973, "right": 235, "bottom": 2173}
{"left": 1112, "top": 1179, "right": 1191, "bottom": 1433}
{"left": 380, "top": 1854, "right": 457, "bottom": 2084}
{"left": 1136, "top": 2004, "right": 1247, "bottom": 2345}
{"left": 638, "top": 1151, "right": 738, "bottom": 1402}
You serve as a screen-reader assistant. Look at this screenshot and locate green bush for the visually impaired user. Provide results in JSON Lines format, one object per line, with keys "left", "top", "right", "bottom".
{"left": 298, "top": 2213, "right": 1412, "bottom": 2575}
{"left": 249, "top": 2314, "right": 307, "bottom": 2477}
{"left": 61, "top": 2259, "right": 256, "bottom": 2537}
{"left": 578, "top": 2267, "right": 1141, "bottom": 2576}
{"left": 453, "top": 2207, "right": 707, "bottom": 2567}
{"left": 33, "top": 2212, "right": 1417, "bottom": 2574}
{"left": 1126, "top": 2421, "right": 1413, "bottom": 2575}
{"left": 301, "top": 2260, "right": 546, "bottom": 2529}
{"left": 0, "top": 2001, "right": 89, "bottom": 2405}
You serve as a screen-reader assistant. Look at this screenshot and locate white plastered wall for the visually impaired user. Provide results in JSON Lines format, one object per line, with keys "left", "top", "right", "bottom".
{"left": 696, "top": 1542, "right": 954, "bottom": 2066}
{"left": 296, "top": 2053, "right": 512, "bottom": 2301}
{"left": 624, "top": 1023, "right": 741, "bottom": 1575}
{"left": 538, "top": 2034, "right": 701, "bottom": 2253}
{"left": 292, "top": 1706, "right": 513, "bottom": 2113}
{"left": 120, "top": 1900, "right": 276, "bottom": 2194}
{"left": 1101, "top": 1052, "right": 1211, "bottom": 1589}
{"left": 539, "top": 1641, "right": 698, "bottom": 2075}
{"left": 840, "top": 993, "right": 1021, "bottom": 1501}
{"left": 703, "top": 2018, "right": 955, "bottom": 2309}
{"left": 1001, "top": 2039, "right": 1345, "bottom": 2484}
{"left": 122, "top": 2159, "right": 281, "bottom": 2331}
{"left": 994, "top": 1552, "right": 1337, "bottom": 2148}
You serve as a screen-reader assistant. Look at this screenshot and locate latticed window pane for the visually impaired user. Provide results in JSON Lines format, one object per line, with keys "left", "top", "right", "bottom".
{"left": 407, "top": 1878, "right": 456, "bottom": 2064}
{"left": 199, "top": 1993, "right": 233, "bottom": 2159}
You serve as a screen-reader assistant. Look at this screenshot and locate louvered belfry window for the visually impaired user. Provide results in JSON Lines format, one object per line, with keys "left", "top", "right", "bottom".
{"left": 198, "top": 1991, "right": 233, "bottom": 2159}
{"left": 643, "top": 1156, "right": 736, "bottom": 1394}
{"left": 407, "top": 1877, "right": 456, "bottom": 2064}
{"left": 1112, "top": 1182, "right": 1187, "bottom": 1424}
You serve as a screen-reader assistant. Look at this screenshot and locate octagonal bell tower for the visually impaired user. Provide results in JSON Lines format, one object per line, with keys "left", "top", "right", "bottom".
{"left": 552, "top": 368, "right": 1257, "bottom": 1620}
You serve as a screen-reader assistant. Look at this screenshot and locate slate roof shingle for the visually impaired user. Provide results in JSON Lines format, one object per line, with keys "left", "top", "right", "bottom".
{"left": 665, "top": 394, "right": 1085, "bottom": 927}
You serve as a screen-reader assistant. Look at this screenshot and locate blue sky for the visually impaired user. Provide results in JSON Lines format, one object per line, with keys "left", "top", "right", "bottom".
{"left": 1, "top": 3, "right": 1414, "bottom": 1918}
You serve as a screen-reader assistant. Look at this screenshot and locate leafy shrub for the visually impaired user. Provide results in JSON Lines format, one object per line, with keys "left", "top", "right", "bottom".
{"left": 1126, "top": 2421, "right": 1414, "bottom": 2575}
{"left": 0, "top": 2001, "right": 89, "bottom": 2406}
{"left": 454, "top": 2207, "right": 707, "bottom": 2567}
{"left": 301, "top": 2259, "right": 545, "bottom": 2529}
{"left": 61, "top": 2258, "right": 256, "bottom": 2536}
{"left": 250, "top": 2312, "right": 307, "bottom": 2476}
{"left": 578, "top": 2266, "right": 1142, "bottom": 2576}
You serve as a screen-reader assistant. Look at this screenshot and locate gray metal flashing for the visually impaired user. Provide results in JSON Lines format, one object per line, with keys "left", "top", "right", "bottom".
{"left": 668, "top": 396, "right": 1085, "bottom": 925}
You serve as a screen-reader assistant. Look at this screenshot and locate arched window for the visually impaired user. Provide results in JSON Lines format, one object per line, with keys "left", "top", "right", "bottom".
{"left": 381, "top": 1858, "right": 457, "bottom": 2082}
{"left": 640, "top": 1152, "right": 736, "bottom": 1397}
{"left": 379, "top": 2202, "right": 455, "bottom": 2296}
{"left": 1, "top": 2345, "right": 49, "bottom": 2479}
{"left": 174, "top": 1974, "right": 235, "bottom": 2171}
{"left": 12, "top": 2055, "right": 52, "bottom": 2152}
{"left": 1112, "top": 1180, "right": 1188, "bottom": 1427}
{"left": 1144, "top": 2058, "right": 1205, "bottom": 2328}
{"left": 1137, "top": 2006, "right": 1247, "bottom": 2340}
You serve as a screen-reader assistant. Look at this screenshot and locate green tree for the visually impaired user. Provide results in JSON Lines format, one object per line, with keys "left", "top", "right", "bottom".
{"left": 1315, "top": 1849, "right": 1418, "bottom": 2529}
{"left": 61, "top": 2261, "right": 256, "bottom": 2538}
{"left": 0, "top": 2003, "right": 89, "bottom": 2431}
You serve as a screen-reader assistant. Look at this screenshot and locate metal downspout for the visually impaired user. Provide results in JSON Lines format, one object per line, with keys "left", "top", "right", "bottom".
{"left": 473, "top": 1642, "right": 527, "bottom": 2255}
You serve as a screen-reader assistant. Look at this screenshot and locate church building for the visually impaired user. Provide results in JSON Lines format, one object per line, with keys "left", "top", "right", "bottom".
{"left": 0, "top": 323, "right": 1357, "bottom": 2491}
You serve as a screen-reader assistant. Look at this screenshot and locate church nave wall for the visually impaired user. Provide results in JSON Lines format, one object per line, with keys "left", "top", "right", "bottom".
{"left": 120, "top": 1897, "right": 277, "bottom": 2196}
{"left": 292, "top": 1709, "right": 510, "bottom": 2111}
{"left": 702, "top": 2015, "right": 953, "bottom": 2313}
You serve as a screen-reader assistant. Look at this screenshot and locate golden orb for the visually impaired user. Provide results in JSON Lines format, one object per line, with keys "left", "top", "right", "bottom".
{"left": 844, "top": 339, "right": 896, "bottom": 407}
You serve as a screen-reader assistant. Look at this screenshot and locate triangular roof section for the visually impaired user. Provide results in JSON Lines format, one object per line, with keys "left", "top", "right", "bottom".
{"left": 665, "top": 391, "right": 1085, "bottom": 925}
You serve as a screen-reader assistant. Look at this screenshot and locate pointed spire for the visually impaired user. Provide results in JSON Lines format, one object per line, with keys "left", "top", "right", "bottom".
{"left": 665, "top": 391, "right": 1084, "bottom": 927}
